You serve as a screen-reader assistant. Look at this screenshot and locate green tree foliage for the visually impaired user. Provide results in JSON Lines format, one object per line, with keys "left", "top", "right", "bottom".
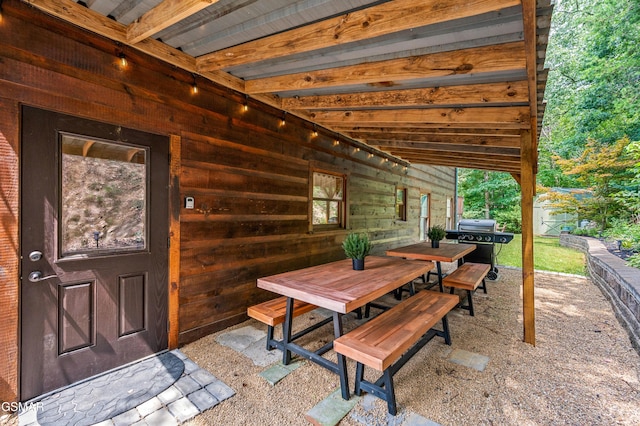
{"left": 458, "top": 0, "right": 640, "bottom": 239}
{"left": 612, "top": 140, "right": 640, "bottom": 224}
{"left": 458, "top": 169, "right": 521, "bottom": 232}
{"left": 539, "top": 137, "right": 636, "bottom": 231}
{"left": 540, "top": 0, "right": 640, "bottom": 188}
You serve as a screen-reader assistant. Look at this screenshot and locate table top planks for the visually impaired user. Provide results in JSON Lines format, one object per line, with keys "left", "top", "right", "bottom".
{"left": 256, "top": 256, "right": 434, "bottom": 314}
{"left": 386, "top": 242, "right": 477, "bottom": 263}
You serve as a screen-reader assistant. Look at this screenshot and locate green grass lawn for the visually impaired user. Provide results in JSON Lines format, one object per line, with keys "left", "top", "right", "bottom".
{"left": 495, "top": 234, "right": 587, "bottom": 276}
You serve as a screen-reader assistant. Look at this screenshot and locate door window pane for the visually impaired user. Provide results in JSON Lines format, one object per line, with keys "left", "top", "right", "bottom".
{"left": 60, "top": 134, "right": 147, "bottom": 256}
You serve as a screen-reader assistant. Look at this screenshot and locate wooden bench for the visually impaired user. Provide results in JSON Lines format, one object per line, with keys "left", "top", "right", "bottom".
{"left": 442, "top": 262, "right": 490, "bottom": 316}
{"left": 247, "top": 296, "right": 332, "bottom": 351}
{"left": 333, "top": 290, "right": 459, "bottom": 415}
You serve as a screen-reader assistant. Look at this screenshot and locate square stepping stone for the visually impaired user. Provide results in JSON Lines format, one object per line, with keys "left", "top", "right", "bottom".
{"left": 215, "top": 325, "right": 266, "bottom": 352}
{"left": 447, "top": 349, "right": 490, "bottom": 371}
{"left": 258, "top": 361, "right": 303, "bottom": 385}
{"left": 305, "top": 388, "right": 360, "bottom": 426}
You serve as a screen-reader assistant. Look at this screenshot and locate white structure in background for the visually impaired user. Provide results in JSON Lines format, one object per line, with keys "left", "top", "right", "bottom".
{"left": 533, "top": 188, "right": 584, "bottom": 236}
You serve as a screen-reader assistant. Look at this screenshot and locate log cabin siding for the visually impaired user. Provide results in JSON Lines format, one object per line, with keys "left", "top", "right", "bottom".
{"left": 0, "top": 0, "right": 454, "bottom": 400}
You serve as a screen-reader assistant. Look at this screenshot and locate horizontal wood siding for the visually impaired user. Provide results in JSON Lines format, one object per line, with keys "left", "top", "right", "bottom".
{"left": 0, "top": 0, "right": 456, "bottom": 388}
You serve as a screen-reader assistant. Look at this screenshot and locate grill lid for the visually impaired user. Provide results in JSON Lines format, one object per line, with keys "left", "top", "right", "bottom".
{"left": 458, "top": 219, "right": 497, "bottom": 233}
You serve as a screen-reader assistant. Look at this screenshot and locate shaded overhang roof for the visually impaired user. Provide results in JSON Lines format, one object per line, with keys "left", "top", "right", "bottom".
{"left": 23, "top": 0, "right": 552, "bottom": 176}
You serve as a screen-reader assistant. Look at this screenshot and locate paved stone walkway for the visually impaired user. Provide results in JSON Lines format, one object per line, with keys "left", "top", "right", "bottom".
{"left": 18, "top": 350, "right": 234, "bottom": 426}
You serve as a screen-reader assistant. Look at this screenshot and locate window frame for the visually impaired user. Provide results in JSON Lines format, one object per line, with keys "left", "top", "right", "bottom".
{"left": 309, "top": 169, "right": 347, "bottom": 232}
{"left": 395, "top": 186, "right": 407, "bottom": 222}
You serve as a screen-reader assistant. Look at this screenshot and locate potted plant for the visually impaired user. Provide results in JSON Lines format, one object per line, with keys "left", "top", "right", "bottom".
{"left": 342, "top": 232, "right": 372, "bottom": 270}
{"left": 427, "top": 224, "right": 446, "bottom": 248}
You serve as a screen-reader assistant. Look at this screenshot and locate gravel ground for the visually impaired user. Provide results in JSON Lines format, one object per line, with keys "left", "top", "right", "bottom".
{"left": 2, "top": 268, "right": 638, "bottom": 426}
{"left": 182, "top": 268, "right": 640, "bottom": 426}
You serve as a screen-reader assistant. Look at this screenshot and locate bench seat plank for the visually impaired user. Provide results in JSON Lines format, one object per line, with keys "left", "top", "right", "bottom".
{"left": 247, "top": 296, "right": 317, "bottom": 326}
{"left": 334, "top": 291, "right": 459, "bottom": 371}
{"left": 443, "top": 262, "right": 490, "bottom": 291}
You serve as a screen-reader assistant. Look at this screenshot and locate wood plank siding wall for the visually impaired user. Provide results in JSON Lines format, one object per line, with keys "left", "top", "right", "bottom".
{"left": 0, "top": 0, "right": 454, "bottom": 402}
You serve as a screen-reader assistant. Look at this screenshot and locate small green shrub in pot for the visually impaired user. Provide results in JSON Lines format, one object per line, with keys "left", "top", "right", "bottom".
{"left": 427, "top": 224, "right": 446, "bottom": 248}
{"left": 342, "top": 232, "right": 372, "bottom": 270}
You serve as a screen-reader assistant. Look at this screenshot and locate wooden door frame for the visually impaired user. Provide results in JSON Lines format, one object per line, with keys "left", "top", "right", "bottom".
{"left": 168, "top": 135, "right": 181, "bottom": 349}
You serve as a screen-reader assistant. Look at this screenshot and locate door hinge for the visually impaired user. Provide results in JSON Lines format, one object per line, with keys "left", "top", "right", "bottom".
{"left": 167, "top": 237, "right": 171, "bottom": 249}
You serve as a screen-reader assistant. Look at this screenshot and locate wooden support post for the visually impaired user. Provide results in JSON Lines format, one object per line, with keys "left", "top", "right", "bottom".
{"left": 168, "top": 134, "right": 181, "bottom": 349}
{"left": 520, "top": 129, "right": 535, "bottom": 345}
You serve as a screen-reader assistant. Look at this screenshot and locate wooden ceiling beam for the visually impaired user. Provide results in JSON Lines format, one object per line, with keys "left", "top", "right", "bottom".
{"left": 245, "top": 42, "right": 526, "bottom": 94}
{"left": 310, "top": 106, "right": 531, "bottom": 128}
{"left": 384, "top": 148, "right": 521, "bottom": 163}
{"left": 362, "top": 133, "right": 521, "bottom": 148}
{"left": 332, "top": 126, "right": 523, "bottom": 136}
{"left": 388, "top": 155, "right": 522, "bottom": 173}
{"left": 196, "top": 0, "right": 521, "bottom": 71}
{"left": 127, "top": 0, "right": 221, "bottom": 45}
{"left": 368, "top": 141, "right": 520, "bottom": 156}
{"left": 283, "top": 81, "right": 529, "bottom": 110}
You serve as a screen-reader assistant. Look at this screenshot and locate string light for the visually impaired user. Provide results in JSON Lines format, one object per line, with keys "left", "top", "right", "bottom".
{"left": 280, "top": 112, "right": 287, "bottom": 127}
{"left": 243, "top": 95, "right": 249, "bottom": 112}
{"left": 118, "top": 52, "right": 127, "bottom": 68}
{"left": 312, "top": 125, "right": 318, "bottom": 137}
{"left": 333, "top": 140, "right": 340, "bottom": 146}
{"left": 191, "top": 74, "right": 198, "bottom": 94}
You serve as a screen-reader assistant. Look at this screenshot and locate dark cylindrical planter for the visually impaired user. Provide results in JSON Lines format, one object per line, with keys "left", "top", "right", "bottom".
{"left": 431, "top": 240, "right": 440, "bottom": 248}
{"left": 352, "top": 258, "right": 365, "bottom": 270}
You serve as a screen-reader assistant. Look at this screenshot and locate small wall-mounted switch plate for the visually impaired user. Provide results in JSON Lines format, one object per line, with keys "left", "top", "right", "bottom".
{"left": 185, "top": 196, "right": 195, "bottom": 209}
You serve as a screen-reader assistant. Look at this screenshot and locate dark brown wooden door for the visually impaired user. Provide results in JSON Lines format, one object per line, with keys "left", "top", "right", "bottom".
{"left": 20, "top": 107, "right": 169, "bottom": 401}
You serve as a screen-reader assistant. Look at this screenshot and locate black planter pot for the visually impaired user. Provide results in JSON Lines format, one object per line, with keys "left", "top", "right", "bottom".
{"left": 431, "top": 240, "right": 440, "bottom": 248}
{"left": 352, "top": 258, "right": 365, "bottom": 270}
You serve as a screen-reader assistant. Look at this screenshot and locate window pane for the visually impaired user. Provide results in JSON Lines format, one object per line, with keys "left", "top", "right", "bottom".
{"left": 61, "top": 134, "right": 147, "bottom": 256}
{"left": 313, "top": 173, "right": 343, "bottom": 200}
{"left": 312, "top": 200, "right": 341, "bottom": 225}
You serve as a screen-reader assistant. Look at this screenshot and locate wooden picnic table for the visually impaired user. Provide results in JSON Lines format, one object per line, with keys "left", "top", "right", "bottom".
{"left": 386, "top": 242, "right": 477, "bottom": 291}
{"left": 257, "top": 255, "right": 434, "bottom": 399}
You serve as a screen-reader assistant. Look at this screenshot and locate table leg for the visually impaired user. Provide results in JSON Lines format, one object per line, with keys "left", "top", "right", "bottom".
{"left": 333, "top": 312, "right": 350, "bottom": 400}
{"left": 437, "top": 261, "right": 444, "bottom": 292}
{"left": 282, "top": 297, "right": 294, "bottom": 365}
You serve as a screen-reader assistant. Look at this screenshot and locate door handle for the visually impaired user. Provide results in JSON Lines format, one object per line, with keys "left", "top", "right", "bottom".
{"left": 28, "top": 271, "right": 58, "bottom": 283}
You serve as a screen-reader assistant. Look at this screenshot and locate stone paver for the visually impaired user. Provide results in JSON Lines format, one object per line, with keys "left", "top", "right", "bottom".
{"left": 167, "top": 397, "right": 200, "bottom": 423}
{"left": 447, "top": 348, "right": 490, "bottom": 371}
{"left": 17, "top": 350, "right": 235, "bottom": 426}
{"left": 305, "top": 388, "right": 361, "bottom": 426}
{"left": 259, "top": 361, "right": 304, "bottom": 385}
{"left": 187, "top": 388, "right": 219, "bottom": 412}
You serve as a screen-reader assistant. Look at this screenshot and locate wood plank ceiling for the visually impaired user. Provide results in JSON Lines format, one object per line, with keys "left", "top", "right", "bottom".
{"left": 23, "top": 0, "right": 553, "bottom": 175}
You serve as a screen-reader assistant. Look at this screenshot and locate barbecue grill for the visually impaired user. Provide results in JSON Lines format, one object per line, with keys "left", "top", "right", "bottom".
{"left": 445, "top": 219, "right": 514, "bottom": 280}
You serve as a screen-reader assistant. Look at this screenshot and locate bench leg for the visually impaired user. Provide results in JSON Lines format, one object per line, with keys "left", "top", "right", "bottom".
{"left": 383, "top": 369, "right": 398, "bottom": 416}
{"left": 467, "top": 290, "right": 475, "bottom": 316}
{"left": 436, "top": 262, "right": 444, "bottom": 292}
{"left": 354, "top": 362, "right": 365, "bottom": 396}
{"left": 441, "top": 314, "right": 452, "bottom": 345}
{"left": 481, "top": 278, "right": 487, "bottom": 294}
{"left": 266, "top": 326, "right": 275, "bottom": 350}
